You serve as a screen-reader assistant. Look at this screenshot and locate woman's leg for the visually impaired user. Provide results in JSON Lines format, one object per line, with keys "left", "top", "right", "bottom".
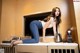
{"left": 22, "top": 20, "right": 42, "bottom": 43}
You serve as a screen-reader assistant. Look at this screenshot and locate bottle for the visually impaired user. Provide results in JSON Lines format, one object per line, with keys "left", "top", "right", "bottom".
{"left": 57, "top": 34, "right": 60, "bottom": 42}
{"left": 67, "top": 28, "right": 72, "bottom": 43}
{"left": 56, "top": 33, "right": 62, "bottom": 42}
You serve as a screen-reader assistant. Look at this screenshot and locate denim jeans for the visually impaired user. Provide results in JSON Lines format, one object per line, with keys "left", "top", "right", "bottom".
{"left": 22, "top": 20, "right": 43, "bottom": 43}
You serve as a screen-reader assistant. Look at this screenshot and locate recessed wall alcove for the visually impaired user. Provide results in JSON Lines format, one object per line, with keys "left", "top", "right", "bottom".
{"left": 24, "top": 11, "right": 55, "bottom": 37}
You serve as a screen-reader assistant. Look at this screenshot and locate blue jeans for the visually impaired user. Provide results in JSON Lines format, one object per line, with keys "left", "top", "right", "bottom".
{"left": 22, "top": 20, "right": 43, "bottom": 43}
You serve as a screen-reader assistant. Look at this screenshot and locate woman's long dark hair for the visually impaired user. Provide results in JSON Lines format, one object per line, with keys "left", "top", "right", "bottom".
{"left": 43, "top": 7, "right": 61, "bottom": 33}
{"left": 51, "top": 7, "right": 61, "bottom": 26}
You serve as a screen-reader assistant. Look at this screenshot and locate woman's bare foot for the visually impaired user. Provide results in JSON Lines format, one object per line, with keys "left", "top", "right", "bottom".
{"left": 11, "top": 40, "right": 22, "bottom": 47}
{"left": 13, "top": 40, "right": 23, "bottom": 45}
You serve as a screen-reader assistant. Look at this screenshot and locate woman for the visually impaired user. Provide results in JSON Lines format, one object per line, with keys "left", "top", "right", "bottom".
{"left": 11, "top": 7, "right": 61, "bottom": 45}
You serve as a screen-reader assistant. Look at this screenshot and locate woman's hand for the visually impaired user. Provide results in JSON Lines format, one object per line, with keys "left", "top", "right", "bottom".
{"left": 54, "top": 33, "right": 58, "bottom": 42}
{"left": 42, "top": 37, "right": 46, "bottom": 42}
{"left": 43, "top": 37, "right": 48, "bottom": 43}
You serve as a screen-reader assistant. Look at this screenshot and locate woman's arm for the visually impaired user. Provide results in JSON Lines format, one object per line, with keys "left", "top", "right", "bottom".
{"left": 53, "top": 21, "right": 57, "bottom": 36}
{"left": 52, "top": 19, "right": 57, "bottom": 42}
{"left": 42, "top": 18, "right": 52, "bottom": 42}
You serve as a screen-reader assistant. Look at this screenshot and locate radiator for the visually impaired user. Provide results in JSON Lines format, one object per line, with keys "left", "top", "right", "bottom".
{"left": 48, "top": 43, "right": 79, "bottom": 53}
{"left": 0, "top": 43, "right": 16, "bottom": 53}
{"left": 51, "top": 49, "right": 75, "bottom": 53}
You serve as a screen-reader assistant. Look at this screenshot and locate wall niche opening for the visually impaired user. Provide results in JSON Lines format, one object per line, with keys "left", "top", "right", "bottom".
{"left": 24, "top": 11, "right": 54, "bottom": 37}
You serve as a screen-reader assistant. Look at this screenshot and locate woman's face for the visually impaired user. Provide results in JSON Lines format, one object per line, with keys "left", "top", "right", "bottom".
{"left": 55, "top": 8, "right": 60, "bottom": 17}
